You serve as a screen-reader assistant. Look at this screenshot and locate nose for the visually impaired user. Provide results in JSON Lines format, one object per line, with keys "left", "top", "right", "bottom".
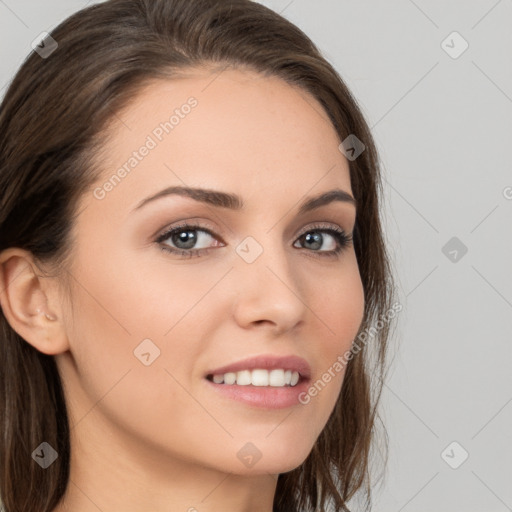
{"left": 231, "top": 239, "right": 308, "bottom": 335}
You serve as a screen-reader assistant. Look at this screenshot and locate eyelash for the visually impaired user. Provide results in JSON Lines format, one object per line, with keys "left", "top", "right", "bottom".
{"left": 155, "top": 222, "right": 353, "bottom": 260}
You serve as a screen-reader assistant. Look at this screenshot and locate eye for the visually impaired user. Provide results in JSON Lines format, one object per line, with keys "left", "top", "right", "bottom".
{"left": 156, "top": 222, "right": 223, "bottom": 259}
{"left": 155, "top": 222, "right": 353, "bottom": 259}
{"left": 293, "top": 223, "right": 353, "bottom": 258}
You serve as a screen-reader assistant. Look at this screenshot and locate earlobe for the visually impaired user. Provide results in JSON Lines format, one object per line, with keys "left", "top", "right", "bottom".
{"left": 0, "top": 248, "right": 69, "bottom": 355}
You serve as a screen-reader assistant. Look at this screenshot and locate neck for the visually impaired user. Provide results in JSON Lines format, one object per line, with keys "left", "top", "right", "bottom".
{"left": 52, "top": 415, "right": 278, "bottom": 512}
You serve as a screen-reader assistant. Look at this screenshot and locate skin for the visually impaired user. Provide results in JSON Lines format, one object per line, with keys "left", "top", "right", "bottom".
{"left": 0, "top": 67, "right": 364, "bottom": 511}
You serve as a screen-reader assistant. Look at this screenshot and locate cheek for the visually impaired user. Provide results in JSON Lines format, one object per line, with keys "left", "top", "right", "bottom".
{"left": 310, "top": 253, "right": 365, "bottom": 353}
{"left": 67, "top": 235, "right": 214, "bottom": 343}
{"left": 300, "top": 254, "right": 364, "bottom": 408}
{"left": 62, "top": 255, "right": 213, "bottom": 446}
{"left": 63, "top": 242, "right": 222, "bottom": 401}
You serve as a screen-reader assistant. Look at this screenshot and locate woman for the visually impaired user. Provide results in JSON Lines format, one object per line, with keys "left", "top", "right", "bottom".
{"left": 0, "top": 0, "right": 397, "bottom": 510}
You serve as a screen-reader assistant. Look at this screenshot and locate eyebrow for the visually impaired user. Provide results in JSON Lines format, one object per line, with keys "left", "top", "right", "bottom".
{"left": 132, "top": 185, "right": 356, "bottom": 214}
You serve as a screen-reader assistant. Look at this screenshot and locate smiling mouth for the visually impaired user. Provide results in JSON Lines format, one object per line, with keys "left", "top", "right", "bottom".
{"left": 206, "top": 368, "right": 302, "bottom": 387}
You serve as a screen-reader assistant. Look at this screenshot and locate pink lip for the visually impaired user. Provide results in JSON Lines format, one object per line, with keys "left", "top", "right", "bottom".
{"left": 205, "top": 355, "right": 312, "bottom": 409}
{"left": 206, "top": 379, "right": 310, "bottom": 409}
{"left": 206, "top": 354, "right": 311, "bottom": 379}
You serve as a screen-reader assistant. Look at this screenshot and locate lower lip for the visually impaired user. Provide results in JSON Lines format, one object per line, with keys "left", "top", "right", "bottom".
{"left": 205, "top": 378, "right": 310, "bottom": 409}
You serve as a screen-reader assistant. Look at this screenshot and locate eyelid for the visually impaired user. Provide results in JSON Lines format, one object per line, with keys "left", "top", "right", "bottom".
{"left": 295, "top": 221, "right": 347, "bottom": 237}
{"left": 155, "top": 220, "right": 221, "bottom": 242}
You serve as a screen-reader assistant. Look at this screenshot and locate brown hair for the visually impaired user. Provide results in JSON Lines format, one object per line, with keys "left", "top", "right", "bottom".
{"left": 0, "top": 0, "right": 397, "bottom": 510}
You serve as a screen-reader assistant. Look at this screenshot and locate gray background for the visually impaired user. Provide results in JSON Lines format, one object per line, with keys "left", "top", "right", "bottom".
{"left": 1, "top": 1, "right": 511, "bottom": 511}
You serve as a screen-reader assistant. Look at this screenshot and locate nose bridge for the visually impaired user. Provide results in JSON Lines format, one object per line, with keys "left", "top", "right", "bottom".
{"left": 235, "top": 231, "right": 296, "bottom": 286}
{"left": 231, "top": 231, "right": 307, "bottom": 331}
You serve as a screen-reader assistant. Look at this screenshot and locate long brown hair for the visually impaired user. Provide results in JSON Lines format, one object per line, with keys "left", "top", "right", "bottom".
{"left": 0, "top": 1, "right": 397, "bottom": 510}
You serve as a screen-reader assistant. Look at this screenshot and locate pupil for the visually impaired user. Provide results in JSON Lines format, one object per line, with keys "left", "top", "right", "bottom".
{"left": 304, "top": 232, "right": 322, "bottom": 250}
{"left": 173, "top": 230, "right": 197, "bottom": 249}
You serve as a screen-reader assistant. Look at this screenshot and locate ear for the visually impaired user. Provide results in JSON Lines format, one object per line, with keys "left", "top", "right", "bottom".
{"left": 0, "top": 248, "right": 69, "bottom": 355}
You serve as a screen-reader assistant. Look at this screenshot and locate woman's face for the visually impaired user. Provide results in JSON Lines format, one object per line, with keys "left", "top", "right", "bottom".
{"left": 56, "top": 67, "right": 365, "bottom": 477}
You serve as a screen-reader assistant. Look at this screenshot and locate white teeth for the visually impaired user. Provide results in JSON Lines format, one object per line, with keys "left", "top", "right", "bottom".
{"left": 224, "top": 372, "right": 236, "bottom": 385}
{"left": 213, "top": 374, "right": 224, "bottom": 384}
{"left": 210, "top": 369, "right": 301, "bottom": 387}
{"left": 236, "top": 370, "right": 251, "bottom": 386}
{"left": 269, "top": 369, "right": 285, "bottom": 387}
{"left": 252, "top": 369, "right": 269, "bottom": 386}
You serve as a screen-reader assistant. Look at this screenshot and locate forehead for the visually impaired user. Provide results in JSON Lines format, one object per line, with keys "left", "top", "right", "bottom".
{"left": 86, "top": 67, "right": 352, "bottom": 213}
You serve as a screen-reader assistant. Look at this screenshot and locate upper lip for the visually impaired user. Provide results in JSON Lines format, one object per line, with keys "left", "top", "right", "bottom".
{"left": 206, "top": 355, "right": 311, "bottom": 380}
